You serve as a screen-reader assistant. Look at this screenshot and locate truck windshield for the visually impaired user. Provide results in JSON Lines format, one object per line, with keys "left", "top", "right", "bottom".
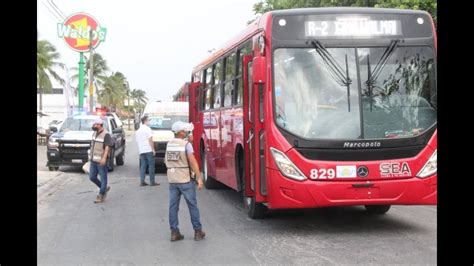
{"left": 60, "top": 117, "right": 110, "bottom": 132}
{"left": 273, "top": 46, "right": 436, "bottom": 140}
{"left": 148, "top": 115, "right": 188, "bottom": 130}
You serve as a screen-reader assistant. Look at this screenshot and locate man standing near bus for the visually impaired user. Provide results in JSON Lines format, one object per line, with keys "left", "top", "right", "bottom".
{"left": 165, "top": 121, "right": 205, "bottom": 242}
{"left": 136, "top": 115, "right": 159, "bottom": 186}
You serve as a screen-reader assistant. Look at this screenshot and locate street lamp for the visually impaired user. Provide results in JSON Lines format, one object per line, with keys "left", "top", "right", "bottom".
{"left": 124, "top": 81, "right": 131, "bottom": 130}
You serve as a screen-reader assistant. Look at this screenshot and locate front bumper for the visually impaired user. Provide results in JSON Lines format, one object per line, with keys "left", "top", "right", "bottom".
{"left": 266, "top": 168, "right": 437, "bottom": 209}
{"left": 153, "top": 141, "right": 168, "bottom": 165}
{"left": 46, "top": 149, "right": 88, "bottom": 167}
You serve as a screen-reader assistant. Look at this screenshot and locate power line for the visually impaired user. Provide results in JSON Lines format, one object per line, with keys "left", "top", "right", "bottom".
{"left": 41, "top": 0, "right": 63, "bottom": 22}
{"left": 49, "top": 0, "right": 67, "bottom": 18}
{"left": 47, "top": 0, "right": 66, "bottom": 20}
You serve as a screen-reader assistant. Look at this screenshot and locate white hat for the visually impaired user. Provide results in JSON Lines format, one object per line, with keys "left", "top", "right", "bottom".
{"left": 93, "top": 118, "right": 104, "bottom": 124}
{"left": 171, "top": 121, "right": 194, "bottom": 133}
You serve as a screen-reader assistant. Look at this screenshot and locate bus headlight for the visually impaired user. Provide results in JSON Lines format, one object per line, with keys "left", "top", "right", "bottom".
{"left": 270, "top": 147, "right": 307, "bottom": 181}
{"left": 417, "top": 150, "right": 437, "bottom": 178}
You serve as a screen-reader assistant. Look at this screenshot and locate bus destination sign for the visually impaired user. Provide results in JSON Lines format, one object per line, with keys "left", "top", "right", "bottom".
{"left": 304, "top": 18, "right": 402, "bottom": 38}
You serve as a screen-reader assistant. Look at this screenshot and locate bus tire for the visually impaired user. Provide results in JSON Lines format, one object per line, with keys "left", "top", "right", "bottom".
{"left": 49, "top": 166, "right": 59, "bottom": 171}
{"left": 201, "top": 148, "right": 221, "bottom": 189}
{"left": 235, "top": 146, "right": 244, "bottom": 192}
{"left": 364, "top": 205, "right": 391, "bottom": 214}
{"left": 244, "top": 195, "right": 267, "bottom": 219}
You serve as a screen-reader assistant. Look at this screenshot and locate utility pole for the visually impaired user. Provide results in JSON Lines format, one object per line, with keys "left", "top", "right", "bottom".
{"left": 124, "top": 81, "right": 131, "bottom": 130}
{"left": 78, "top": 52, "right": 85, "bottom": 111}
{"left": 89, "top": 30, "right": 94, "bottom": 113}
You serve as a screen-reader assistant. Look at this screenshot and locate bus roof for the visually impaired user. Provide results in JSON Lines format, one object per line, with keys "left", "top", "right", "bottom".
{"left": 270, "top": 7, "right": 430, "bottom": 16}
{"left": 192, "top": 7, "right": 433, "bottom": 73}
{"left": 192, "top": 13, "right": 270, "bottom": 73}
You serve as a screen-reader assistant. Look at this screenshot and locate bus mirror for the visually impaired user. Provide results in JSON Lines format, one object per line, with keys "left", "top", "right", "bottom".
{"left": 252, "top": 56, "right": 266, "bottom": 84}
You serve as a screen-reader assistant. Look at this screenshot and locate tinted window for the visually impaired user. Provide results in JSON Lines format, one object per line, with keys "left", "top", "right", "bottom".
{"left": 225, "top": 53, "right": 236, "bottom": 81}
{"left": 214, "top": 61, "right": 223, "bottom": 85}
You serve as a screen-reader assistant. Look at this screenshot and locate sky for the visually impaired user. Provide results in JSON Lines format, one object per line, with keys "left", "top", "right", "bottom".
{"left": 37, "top": 0, "right": 258, "bottom": 103}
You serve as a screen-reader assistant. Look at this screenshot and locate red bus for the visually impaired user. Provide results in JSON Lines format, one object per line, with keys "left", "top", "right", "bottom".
{"left": 174, "top": 82, "right": 190, "bottom": 102}
{"left": 187, "top": 8, "right": 437, "bottom": 218}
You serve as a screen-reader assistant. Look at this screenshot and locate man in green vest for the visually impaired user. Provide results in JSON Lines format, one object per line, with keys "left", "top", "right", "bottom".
{"left": 89, "top": 117, "right": 114, "bottom": 203}
{"left": 165, "top": 121, "right": 205, "bottom": 241}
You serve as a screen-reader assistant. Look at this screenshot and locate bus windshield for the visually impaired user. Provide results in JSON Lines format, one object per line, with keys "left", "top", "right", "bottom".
{"left": 148, "top": 115, "right": 188, "bottom": 130}
{"left": 273, "top": 46, "right": 436, "bottom": 140}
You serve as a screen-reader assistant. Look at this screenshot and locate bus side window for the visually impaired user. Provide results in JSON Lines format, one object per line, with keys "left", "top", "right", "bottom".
{"left": 205, "top": 67, "right": 213, "bottom": 110}
{"left": 236, "top": 40, "right": 252, "bottom": 106}
{"left": 223, "top": 53, "right": 236, "bottom": 107}
{"left": 200, "top": 69, "right": 206, "bottom": 111}
{"left": 213, "top": 61, "right": 223, "bottom": 108}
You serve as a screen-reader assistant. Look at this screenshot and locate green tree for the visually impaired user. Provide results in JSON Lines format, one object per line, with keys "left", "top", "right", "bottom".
{"left": 252, "top": 0, "right": 436, "bottom": 26}
{"left": 374, "top": 0, "right": 436, "bottom": 26}
{"left": 131, "top": 89, "right": 148, "bottom": 112}
{"left": 71, "top": 53, "right": 110, "bottom": 90}
{"left": 97, "top": 72, "right": 128, "bottom": 112}
{"left": 37, "top": 40, "right": 65, "bottom": 113}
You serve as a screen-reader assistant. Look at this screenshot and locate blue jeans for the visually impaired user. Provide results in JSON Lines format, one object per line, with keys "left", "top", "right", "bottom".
{"left": 169, "top": 181, "right": 202, "bottom": 231}
{"left": 89, "top": 161, "right": 108, "bottom": 195}
{"left": 140, "top": 152, "right": 155, "bottom": 184}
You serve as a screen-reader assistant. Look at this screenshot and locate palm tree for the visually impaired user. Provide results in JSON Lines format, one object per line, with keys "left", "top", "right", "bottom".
{"left": 131, "top": 89, "right": 148, "bottom": 112}
{"left": 37, "top": 40, "right": 65, "bottom": 113}
{"left": 97, "top": 72, "right": 128, "bottom": 111}
{"left": 71, "top": 52, "right": 109, "bottom": 91}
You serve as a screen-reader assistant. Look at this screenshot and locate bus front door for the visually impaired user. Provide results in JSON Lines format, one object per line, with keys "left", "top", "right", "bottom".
{"left": 243, "top": 55, "right": 267, "bottom": 218}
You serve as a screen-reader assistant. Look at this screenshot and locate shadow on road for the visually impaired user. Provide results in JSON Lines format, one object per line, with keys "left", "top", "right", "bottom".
{"left": 206, "top": 186, "right": 428, "bottom": 235}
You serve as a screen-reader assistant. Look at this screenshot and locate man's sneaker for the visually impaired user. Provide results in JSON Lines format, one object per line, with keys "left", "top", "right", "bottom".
{"left": 94, "top": 194, "right": 104, "bottom": 204}
{"left": 170, "top": 230, "right": 184, "bottom": 242}
{"left": 140, "top": 182, "right": 149, "bottom": 186}
{"left": 194, "top": 229, "right": 206, "bottom": 241}
{"left": 150, "top": 182, "right": 160, "bottom": 186}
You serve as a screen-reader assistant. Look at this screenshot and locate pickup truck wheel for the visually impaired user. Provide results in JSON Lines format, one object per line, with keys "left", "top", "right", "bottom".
{"left": 116, "top": 152, "right": 124, "bottom": 166}
{"left": 48, "top": 166, "right": 59, "bottom": 171}
{"left": 108, "top": 150, "right": 115, "bottom": 172}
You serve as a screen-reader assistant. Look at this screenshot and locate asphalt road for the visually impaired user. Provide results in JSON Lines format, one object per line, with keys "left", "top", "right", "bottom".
{"left": 37, "top": 133, "right": 437, "bottom": 265}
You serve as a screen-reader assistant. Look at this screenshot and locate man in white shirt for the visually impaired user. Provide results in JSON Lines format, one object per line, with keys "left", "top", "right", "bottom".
{"left": 135, "top": 115, "right": 159, "bottom": 186}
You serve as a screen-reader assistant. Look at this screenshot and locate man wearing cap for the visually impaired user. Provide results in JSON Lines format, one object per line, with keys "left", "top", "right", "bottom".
{"left": 165, "top": 121, "right": 205, "bottom": 241}
{"left": 89, "top": 117, "right": 114, "bottom": 203}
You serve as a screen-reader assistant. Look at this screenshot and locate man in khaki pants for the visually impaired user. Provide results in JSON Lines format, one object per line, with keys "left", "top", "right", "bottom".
{"left": 165, "top": 121, "right": 205, "bottom": 241}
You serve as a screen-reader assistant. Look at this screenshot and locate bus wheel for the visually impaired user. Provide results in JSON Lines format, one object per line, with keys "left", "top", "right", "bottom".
{"left": 201, "top": 149, "right": 221, "bottom": 189}
{"left": 48, "top": 166, "right": 59, "bottom": 171}
{"left": 364, "top": 205, "right": 391, "bottom": 214}
{"left": 243, "top": 195, "right": 267, "bottom": 219}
